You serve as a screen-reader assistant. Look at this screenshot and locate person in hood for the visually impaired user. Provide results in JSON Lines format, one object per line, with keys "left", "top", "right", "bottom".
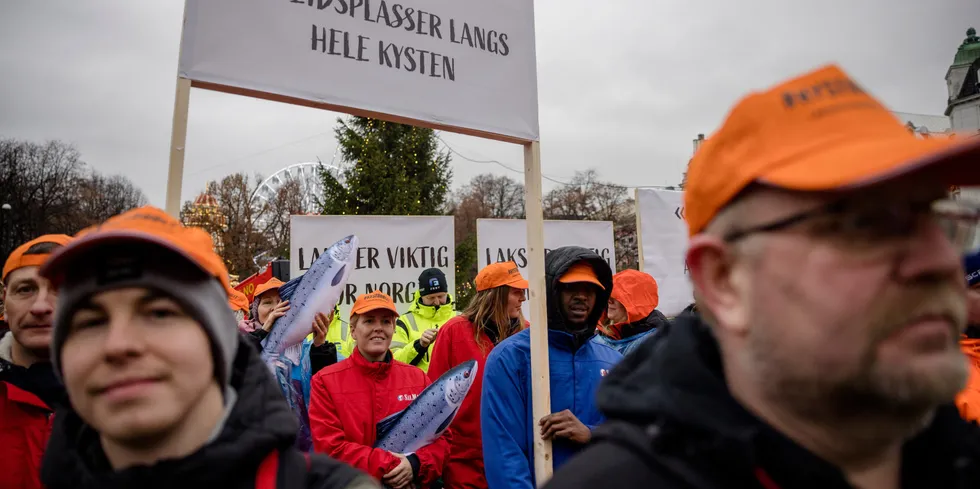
{"left": 309, "top": 291, "right": 451, "bottom": 489}
{"left": 593, "top": 270, "right": 668, "bottom": 356}
{"left": 957, "top": 249, "right": 980, "bottom": 422}
{"left": 481, "top": 247, "right": 622, "bottom": 489}
{"left": 391, "top": 268, "right": 457, "bottom": 372}
{"left": 545, "top": 65, "right": 980, "bottom": 489}
{"left": 1, "top": 234, "right": 72, "bottom": 489}
{"left": 428, "top": 261, "right": 529, "bottom": 489}
{"left": 36, "top": 206, "right": 373, "bottom": 489}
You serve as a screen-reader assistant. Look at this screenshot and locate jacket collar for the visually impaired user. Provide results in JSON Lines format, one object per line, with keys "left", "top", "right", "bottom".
{"left": 409, "top": 291, "right": 456, "bottom": 322}
{"left": 350, "top": 347, "right": 393, "bottom": 378}
{"left": 548, "top": 329, "right": 595, "bottom": 353}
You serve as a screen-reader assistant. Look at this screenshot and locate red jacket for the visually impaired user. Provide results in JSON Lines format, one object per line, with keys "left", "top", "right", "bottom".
{"left": 0, "top": 380, "right": 53, "bottom": 489}
{"left": 309, "top": 348, "right": 451, "bottom": 485}
{"left": 427, "top": 316, "right": 496, "bottom": 461}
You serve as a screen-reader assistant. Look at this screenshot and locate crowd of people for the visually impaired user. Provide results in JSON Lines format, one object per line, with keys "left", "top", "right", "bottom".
{"left": 3, "top": 63, "right": 980, "bottom": 489}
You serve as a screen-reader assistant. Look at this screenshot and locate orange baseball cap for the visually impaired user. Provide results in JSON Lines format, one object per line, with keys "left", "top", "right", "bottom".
{"left": 40, "top": 206, "right": 232, "bottom": 293}
{"left": 228, "top": 287, "right": 249, "bottom": 313}
{"left": 3, "top": 234, "right": 73, "bottom": 282}
{"left": 351, "top": 291, "right": 399, "bottom": 316}
{"left": 558, "top": 262, "right": 605, "bottom": 290}
{"left": 684, "top": 64, "right": 980, "bottom": 236}
{"left": 475, "top": 261, "right": 529, "bottom": 292}
{"left": 252, "top": 278, "right": 284, "bottom": 300}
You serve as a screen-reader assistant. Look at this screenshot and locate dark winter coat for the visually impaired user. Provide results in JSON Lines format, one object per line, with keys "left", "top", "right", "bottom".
{"left": 544, "top": 312, "right": 980, "bottom": 489}
{"left": 40, "top": 335, "right": 376, "bottom": 489}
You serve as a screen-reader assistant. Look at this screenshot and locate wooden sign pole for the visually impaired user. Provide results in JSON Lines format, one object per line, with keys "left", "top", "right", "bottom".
{"left": 165, "top": 76, "right": 192, "bottom": 218}
{"left": 523, "top": 141, "right": 553, "bottom": 485}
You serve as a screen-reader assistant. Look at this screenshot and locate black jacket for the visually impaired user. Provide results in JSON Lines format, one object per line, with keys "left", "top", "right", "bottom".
{"left": 40, "top": 336, "right": 375, "bottom": 489}
{"left": 544, "top": 246, "right": 614, "bottom": 345}
{"left": 544, "top": 313, "right": 980, "bottom": 489}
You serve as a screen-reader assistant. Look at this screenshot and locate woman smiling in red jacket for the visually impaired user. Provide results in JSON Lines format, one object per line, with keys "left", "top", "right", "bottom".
{"left": 428, "top": 262, "right": 528, "bottom": 489}
{"left": 309, "top": 292, "right": 451, "bottom": 489}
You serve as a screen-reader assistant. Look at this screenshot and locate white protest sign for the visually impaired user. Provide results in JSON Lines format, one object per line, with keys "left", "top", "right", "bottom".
{"left": 635, "top": 188, "right": 692, "bottom": 316}
{"left": 476, "top": 219, "right": 615, "bottom": 317}
{"left": 291, "top": 215, "right": 455, "bottom": 318}
{"left": 178, "top": 0, "right": 539, "bottom": 142}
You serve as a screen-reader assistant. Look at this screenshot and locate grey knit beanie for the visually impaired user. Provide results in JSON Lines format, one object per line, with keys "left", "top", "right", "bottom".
{"left": 49, "top": 244, "right": 238, "bottom": 391}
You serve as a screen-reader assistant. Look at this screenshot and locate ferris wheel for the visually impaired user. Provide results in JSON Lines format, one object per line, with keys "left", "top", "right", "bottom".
{"left": 250, "top": 162, "right": 344, "bottom": 229}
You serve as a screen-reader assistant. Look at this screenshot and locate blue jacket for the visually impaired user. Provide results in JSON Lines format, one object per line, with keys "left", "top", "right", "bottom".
{"left": 481, "top": 328, "right": 622, "bottom": 489}
{"left": 592, "top": 328, "right": 656, "bottom": 357}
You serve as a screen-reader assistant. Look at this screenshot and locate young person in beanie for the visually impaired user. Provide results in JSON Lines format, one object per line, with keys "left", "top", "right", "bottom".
{"left": 545, "top": 65, "right": 980, "bottom": 489}
{"left": 37, "top": 206, "right": 375, "bottom": 489}
{"left": 428, "top": 261, "right": 529, "bottom": 489}
{"left": 309, "top": 291, "right": 451, "bottom": 489}
{"left": 0, "top": 234, "right": 72, "bottom": 489}
{"left": 390, "top": 267, "right": 458, "bottom": 373}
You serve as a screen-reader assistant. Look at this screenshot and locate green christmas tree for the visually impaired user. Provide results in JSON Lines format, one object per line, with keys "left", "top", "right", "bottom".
{"left": 320, "top": 117, "right": 453, "bottom": 216}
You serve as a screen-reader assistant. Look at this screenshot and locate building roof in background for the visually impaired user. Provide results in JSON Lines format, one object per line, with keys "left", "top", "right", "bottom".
{"left": 893, "top": 112, "right": 951, "bottom": 134}
{"left": 954, "top": 27, "right": 980, "bottom": 66}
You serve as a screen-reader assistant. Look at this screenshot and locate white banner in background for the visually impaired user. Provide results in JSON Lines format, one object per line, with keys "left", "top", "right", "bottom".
{"left": 476, "top": 219, "right": 615, "bottom": 318}
{"left": 635, "top": 188, "right": 692, "bottom": 316}
{"left": 291, "top": 215, "right": 455, "bottom": 318}
{"left": 179, "top": 0, "right": 539, "bottom": 141}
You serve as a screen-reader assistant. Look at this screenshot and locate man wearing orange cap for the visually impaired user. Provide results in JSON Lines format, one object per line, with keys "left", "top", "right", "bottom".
{"left": 546, "top": 65, "right": 980, "bottom": 489}
{"left": 482, "top": 247, "right": 620, "bottom": 489}
{"left": 0, "top": 234, "right": 72, "bottom": 489}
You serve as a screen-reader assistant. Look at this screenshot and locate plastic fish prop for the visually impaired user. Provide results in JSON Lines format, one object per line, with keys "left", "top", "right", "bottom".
{"left": 374, "top": 360, "right": 478, "bottom": 454}
{"left": 260, "top": 235, "right": 357, "bottom": 366}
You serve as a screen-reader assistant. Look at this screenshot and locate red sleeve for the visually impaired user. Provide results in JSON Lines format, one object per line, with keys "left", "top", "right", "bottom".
{"left": 308, "top": 372, "right": 400, "bottom": 480}
{"left": 427, "top": 322, "right": 455, "bottom": 382}
{"left": 412, "top": 375, "right": 453, "bottom": 485}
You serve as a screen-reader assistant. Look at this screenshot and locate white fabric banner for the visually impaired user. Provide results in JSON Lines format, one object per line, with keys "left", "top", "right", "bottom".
{"left": 476, "top": 219, "right": 615, "bottom": 318}
{"left": 635, "top": 188, "right": 692, "bottom": 316}
{"left": 179, "top": 0, "right": 539, "bottom": 141}
{"left": 290, "top": 215, "right": 454, "bottom": 318}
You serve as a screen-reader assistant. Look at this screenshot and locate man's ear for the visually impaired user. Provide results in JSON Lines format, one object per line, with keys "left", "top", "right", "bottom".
{"left": 686, "top": 235, "right": 751, "bottom": 335}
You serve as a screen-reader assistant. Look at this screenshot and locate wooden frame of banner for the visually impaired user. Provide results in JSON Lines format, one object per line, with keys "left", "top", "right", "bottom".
{"left": 165, "top": 7, "right": 553, "bottom": 485}
{"left": 634, "top": 188, "right": 645, "bottom": 273}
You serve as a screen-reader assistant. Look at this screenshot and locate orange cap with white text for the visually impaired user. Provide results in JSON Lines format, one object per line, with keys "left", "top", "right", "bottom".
{"left": 351, "top": 291, "right": 399, "bottom": 316}
{"left": 40, "top": 206, "right": 232, "bottom": 293}
{"left": 684, "top": 64, "right": 980, "bottom": 236}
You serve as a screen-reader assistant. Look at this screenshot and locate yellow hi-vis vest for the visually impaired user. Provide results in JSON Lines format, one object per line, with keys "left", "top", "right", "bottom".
{"left": 390, "top": 291, "right": 458, "bottom": 372}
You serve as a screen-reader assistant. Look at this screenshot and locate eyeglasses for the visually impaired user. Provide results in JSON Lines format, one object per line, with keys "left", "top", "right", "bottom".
{"left": 723, "top": 197, "right": 980, "bottom": 252}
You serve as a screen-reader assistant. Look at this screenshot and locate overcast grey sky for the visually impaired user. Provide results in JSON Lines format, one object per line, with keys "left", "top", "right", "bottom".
{"left": 1, "top": 1, "right": 977, "bottom": 207}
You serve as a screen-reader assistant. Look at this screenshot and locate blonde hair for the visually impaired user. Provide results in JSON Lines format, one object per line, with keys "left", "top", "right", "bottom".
{"left": 461, "top": 286, "right": 524, "bottom": 351}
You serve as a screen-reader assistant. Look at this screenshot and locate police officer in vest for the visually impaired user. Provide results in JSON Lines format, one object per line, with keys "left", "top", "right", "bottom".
{"left": 391, "top": 268, "right": 458, "bottom": 373}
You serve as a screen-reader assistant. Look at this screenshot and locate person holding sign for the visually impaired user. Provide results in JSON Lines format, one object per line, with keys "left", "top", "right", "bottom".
{"left": 593, "top": 270, "right": 669, "bottom": 357}
{"left": 36, "top": 207, "right": 371, "bottom": 489}
{"left": 481, "top": 247, "right": 621, "bottom": 489}
{"left": 428, "top": 261, "right": 529, "bottom": 489}
{"left": 309, "top": 291, "right": 451, "bottom": 489}
{"left": 391, "top": 268, "right": 458, "bottom": 373}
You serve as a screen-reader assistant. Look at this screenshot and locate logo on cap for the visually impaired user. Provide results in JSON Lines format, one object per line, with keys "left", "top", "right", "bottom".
{"left": 429, "top": 277, "right": 440, "bottom": 288}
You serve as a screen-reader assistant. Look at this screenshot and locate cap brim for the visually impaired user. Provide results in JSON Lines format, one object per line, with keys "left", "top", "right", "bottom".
{"left": 352, "top": 304, "right": 399, "bottom": 315}
{"left": 506, "top": 277, "right": 530, "bottom": 289}
{"left": 40, "top": 230, "right": 209, "bottom": 285}
{"left": 559, "top": 276, "right": 606, "bottom": 290}
{"left": 759, "top": 133, "right": 980, "bottom": 191}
